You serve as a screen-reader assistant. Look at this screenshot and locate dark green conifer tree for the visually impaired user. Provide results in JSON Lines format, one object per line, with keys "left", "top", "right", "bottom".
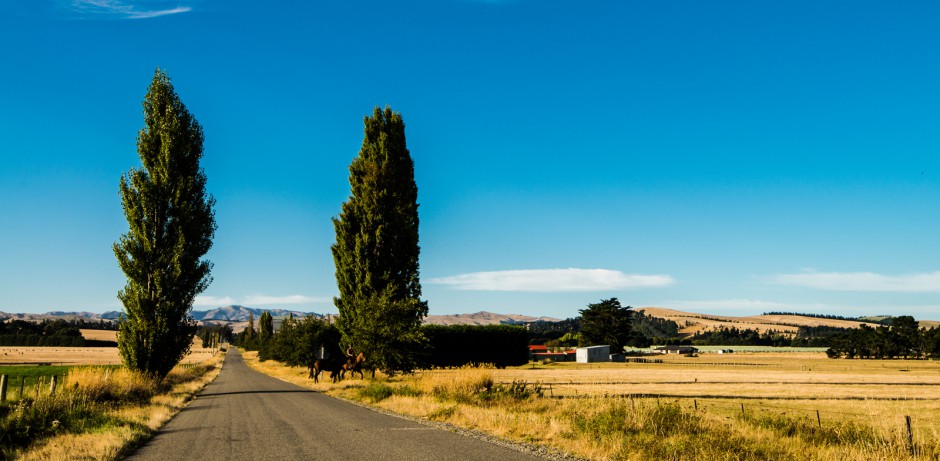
{"left": 114, "top": 69, "right": 216, "bottom": 379}
{"left": 579, "top": 298, "right": 632, "bottom": 354}
{"left": 259, "top": 311, "right": 274, "bottom": 343}
{"left": 332, "top": 106, "right": 427, "bottom": 375}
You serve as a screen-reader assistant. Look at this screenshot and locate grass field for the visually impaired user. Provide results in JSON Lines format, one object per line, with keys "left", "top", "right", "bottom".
{"left": 244, "top": 350, "right": 940, "bottom": 460}
{"left": 79, "top": 329, "right": 118, "bottom": 342}
{"left": 489, "top": 353, "right": 940, "bottom": 437}
{"left": 0, "top": 337, "right": 215, "bottom": 366}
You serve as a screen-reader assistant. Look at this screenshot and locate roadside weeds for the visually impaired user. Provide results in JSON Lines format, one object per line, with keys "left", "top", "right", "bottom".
{"left": 9, "top": 354, "right": 223, "bottom": 461}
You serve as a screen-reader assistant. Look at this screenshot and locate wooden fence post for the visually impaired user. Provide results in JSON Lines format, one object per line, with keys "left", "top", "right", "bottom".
{"left": 18, "top": 376, "right": 24, "bottom": 399}
{"left": 816, "top": 410, "right": 821, "bottom": 428}
{"left": 905, "top": 415, "right": 914, "bottom": 455}
{"left": 740, "top": 403, "right": 746, "bottom": 417}
{"left": 0, "top": 375, "right": 6, "bottom": 401}
{"left": 694, "top": 399, "right": 698, "bottom": 411}
{"left": 50, "top": 375, "right": 57, "bottom": 396}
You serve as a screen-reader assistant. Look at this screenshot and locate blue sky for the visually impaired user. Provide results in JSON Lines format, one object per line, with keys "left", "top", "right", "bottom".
{"left": 2, "top": 1, "right": 939, "bottom": 320}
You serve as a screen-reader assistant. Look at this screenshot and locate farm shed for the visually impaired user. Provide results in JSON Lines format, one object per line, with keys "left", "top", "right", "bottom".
{"left": 654, "top": 345, "right": 698, "bottom": 355}
{"left": 576, "top": 345, "right": 610, "bottom": 363}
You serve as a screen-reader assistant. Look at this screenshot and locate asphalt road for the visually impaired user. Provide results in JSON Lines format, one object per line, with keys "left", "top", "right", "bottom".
{"left": 126, "top": 349, "right": 549, "bottom": 461}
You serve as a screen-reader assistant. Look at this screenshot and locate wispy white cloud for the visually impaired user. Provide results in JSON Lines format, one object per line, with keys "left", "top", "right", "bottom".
{"left": 769, "top": 271, "right": 940, "bottom": 292}
{"left": 194, "top": 295, "right": 235, "bottom": 307}
{"left": 67, "top": 0, "right": 191, "bottom": 19}
{"left": 429, "top": 268, "right": 675, "bottom": 292}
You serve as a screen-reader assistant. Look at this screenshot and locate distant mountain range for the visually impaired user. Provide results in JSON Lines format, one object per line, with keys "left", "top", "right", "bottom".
{"left": 0, "top": 306, "right": 314, "bottom": 324}
{"left": 191, "top": 305, "right": 312, "bottom": 322}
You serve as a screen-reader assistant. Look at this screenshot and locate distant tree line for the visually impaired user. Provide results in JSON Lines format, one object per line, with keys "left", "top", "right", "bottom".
{"left": 684, "top": 325, "right": 847, "bottom": 347}
{"left": 233, "top": 314, "right": 530, "bottom": 371}
{"left": 762, "top": 312, "right": 894, "bottom": 326}
{"left": 196, "top": 323, "right": 235, "bottom": 348}
{"left": 763, "top": 312, "right": 863, "bottom": 322}
{"left": 0, "top": 319, "right": 116, "bottom": 347}
{"left": 826, "top": 316, "right": 940, "bottom": 359}
{"left": 233, "top": 314, "right": 344, "bottom": 367}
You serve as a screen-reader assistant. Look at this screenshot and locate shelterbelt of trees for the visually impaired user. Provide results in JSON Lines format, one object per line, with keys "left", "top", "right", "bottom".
{"left": 825, "top": 316, "right": 940, "bottom": 359}
{"left": 232, "top": 315, "right": 531, "bottom": 370}
{"left": 0, "top": 319, "right": 117, "bottom": 347}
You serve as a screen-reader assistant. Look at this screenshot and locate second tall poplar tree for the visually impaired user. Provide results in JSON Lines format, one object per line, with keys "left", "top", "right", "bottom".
{"left": 332, "top": 106, "right": 427, "bottom": 375}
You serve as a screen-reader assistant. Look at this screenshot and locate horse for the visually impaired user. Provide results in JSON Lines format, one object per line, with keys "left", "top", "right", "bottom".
{"left": 309, "top": 358, "right": 343, "bottom": 383}
{"left": 342, "top": 352, "right": 366, "bottom": 380}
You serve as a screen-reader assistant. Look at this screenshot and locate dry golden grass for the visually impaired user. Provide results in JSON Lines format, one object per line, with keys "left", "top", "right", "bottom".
{"left": 65, "top": 366, "right": 160, "bottom": 402}
{"left": 79, "top": 329, "right": 118, "bottom": 342}
{"left": 0, "top": 347, "right": 121, "bottom": 365}
{"left": 496, "top": 354, "right": 940, "bottom": 427}
{"left": 0, "top": 338, "right": 214, "bottom": 366}
{"left": 244, "top": 350, "right": 940, "bottom": 460}
{"left": 921, "top": 320, "right": 940, "bottom": 329}
{"left": 17, "top": 352, "right": 224, "bottom": 461}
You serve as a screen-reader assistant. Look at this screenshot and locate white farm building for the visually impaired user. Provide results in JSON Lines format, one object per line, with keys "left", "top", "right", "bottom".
{"left": 576, "top": 345, "right": 610, "bottom": 363}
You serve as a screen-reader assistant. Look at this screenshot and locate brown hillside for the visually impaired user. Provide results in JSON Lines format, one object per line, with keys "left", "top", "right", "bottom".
{"left": 637, "top": 307, "right": 880, "bottom": 336}
{"left": 919, "top": 320, "right": 940, "bottom": 329}
{"left": 423, "top": 311, "right": 560, "bottom": 326}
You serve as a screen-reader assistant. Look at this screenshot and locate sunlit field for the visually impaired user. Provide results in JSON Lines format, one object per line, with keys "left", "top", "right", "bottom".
{"left": 0, "top": 336, "right": 215, "bottom": 366}
{"left": 489, "top": 352, "right": 940, "bottom": 429}
{"left": 247, "top": 350, "right": 940, "bottom": 460}
{"left": 78, "top": 329, "right": 118, "bottom": 342}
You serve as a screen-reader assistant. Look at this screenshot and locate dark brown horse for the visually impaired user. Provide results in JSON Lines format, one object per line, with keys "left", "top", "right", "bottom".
{"left": 342, "top": 352, "right": 366, "bottom": 380}
{"left": 309, "top": 358, "right": 343, "bottom": 383}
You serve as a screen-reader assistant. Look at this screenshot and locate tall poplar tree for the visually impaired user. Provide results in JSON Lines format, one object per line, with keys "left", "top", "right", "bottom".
{"left": 332, "top": 106, "right": 427, "bottom": 375}
{"left": 259, "top": 311, "right": 274, "bottom": 343}
{"left": 114, "top": 69, "right": 216, "bottom": 379}
{"left": 246, "top": 312, "right": 255, "bottom": 339}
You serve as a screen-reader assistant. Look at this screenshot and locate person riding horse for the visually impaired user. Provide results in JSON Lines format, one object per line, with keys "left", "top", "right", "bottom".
{"left": 342, "top": 350, "right": 366, "bottom": 380}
